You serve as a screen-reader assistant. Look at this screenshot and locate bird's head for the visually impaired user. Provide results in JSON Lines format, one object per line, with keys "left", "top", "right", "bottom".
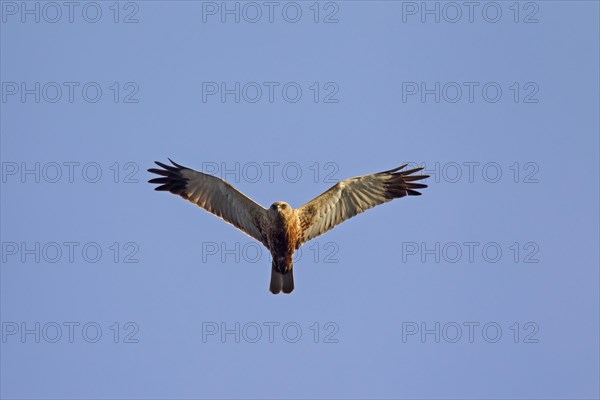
{"left": 269, "top": 201, "right": 292, "bottom": 216}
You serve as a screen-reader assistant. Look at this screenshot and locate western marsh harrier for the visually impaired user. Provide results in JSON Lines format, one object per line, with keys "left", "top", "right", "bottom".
{"left": 148, "top": 160, "right": 428, "bottom": 294}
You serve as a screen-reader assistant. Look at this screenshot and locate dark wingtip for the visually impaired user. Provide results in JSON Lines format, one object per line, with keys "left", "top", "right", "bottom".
{"left": 401, "top": 167, "right": 426, "bottom": 176}
{"left": 406, "top": 182, "right": 428, "bottom": 189}
{"left": 148, "top": 177, "right": 168, "bottom": 184}
{"left": 381, "top": 163, "right": 408, "bottom": 174}
{"left": 148, "top": 159, "right": 190, "bottom": 197}
{"left": 154, "top": 161, "right": 173, "bottom": 171}
{"left": 168, "top": 158, "right": 186, "bottom": 169}
{"left": 383, "top": 163, "right": 428, "bottom": 176}
{"left": 383, "top": 163, "right": 430, "bottom": 199}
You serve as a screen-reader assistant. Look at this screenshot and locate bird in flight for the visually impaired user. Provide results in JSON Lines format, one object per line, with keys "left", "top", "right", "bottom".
{"left": 148, "top": 160, "right": 428, "bottom": 294}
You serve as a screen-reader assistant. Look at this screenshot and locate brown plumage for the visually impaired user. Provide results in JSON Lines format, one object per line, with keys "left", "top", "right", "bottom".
{"left": 148, "top": 159, "right": 429, "bottom": 294}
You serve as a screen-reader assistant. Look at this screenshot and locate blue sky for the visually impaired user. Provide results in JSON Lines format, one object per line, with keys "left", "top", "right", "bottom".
{"left": 1, "top": 1, "right": 599, "bottom": 399}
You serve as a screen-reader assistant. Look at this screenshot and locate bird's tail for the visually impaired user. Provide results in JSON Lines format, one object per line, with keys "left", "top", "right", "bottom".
{"left": 270, "top": 264, "right": 294, "bottom": 294}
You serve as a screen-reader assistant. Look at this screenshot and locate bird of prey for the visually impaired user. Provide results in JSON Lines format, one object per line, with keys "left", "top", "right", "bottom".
{"left": 148, "top": 160, "right": 428, "bottom": 294}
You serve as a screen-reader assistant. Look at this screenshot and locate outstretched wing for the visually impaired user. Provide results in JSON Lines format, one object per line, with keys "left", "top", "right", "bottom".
{"left": 296, "top": 164, "right": 428, "bottom": 246}
{"left": 148, "top": 159, "right": 269, "bottom": 247}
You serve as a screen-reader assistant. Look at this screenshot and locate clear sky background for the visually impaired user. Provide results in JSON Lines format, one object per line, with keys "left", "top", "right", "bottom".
{"left": 1, "top": 1, "right": 598, "bottom": 399}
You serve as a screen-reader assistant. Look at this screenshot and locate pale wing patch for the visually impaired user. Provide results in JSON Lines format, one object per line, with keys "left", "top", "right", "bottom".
{"left": 149, "top": 160, "right": 269, "bottom": 246}
{"left": 297, "top": 165, "right": 428, "bottom": 244}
